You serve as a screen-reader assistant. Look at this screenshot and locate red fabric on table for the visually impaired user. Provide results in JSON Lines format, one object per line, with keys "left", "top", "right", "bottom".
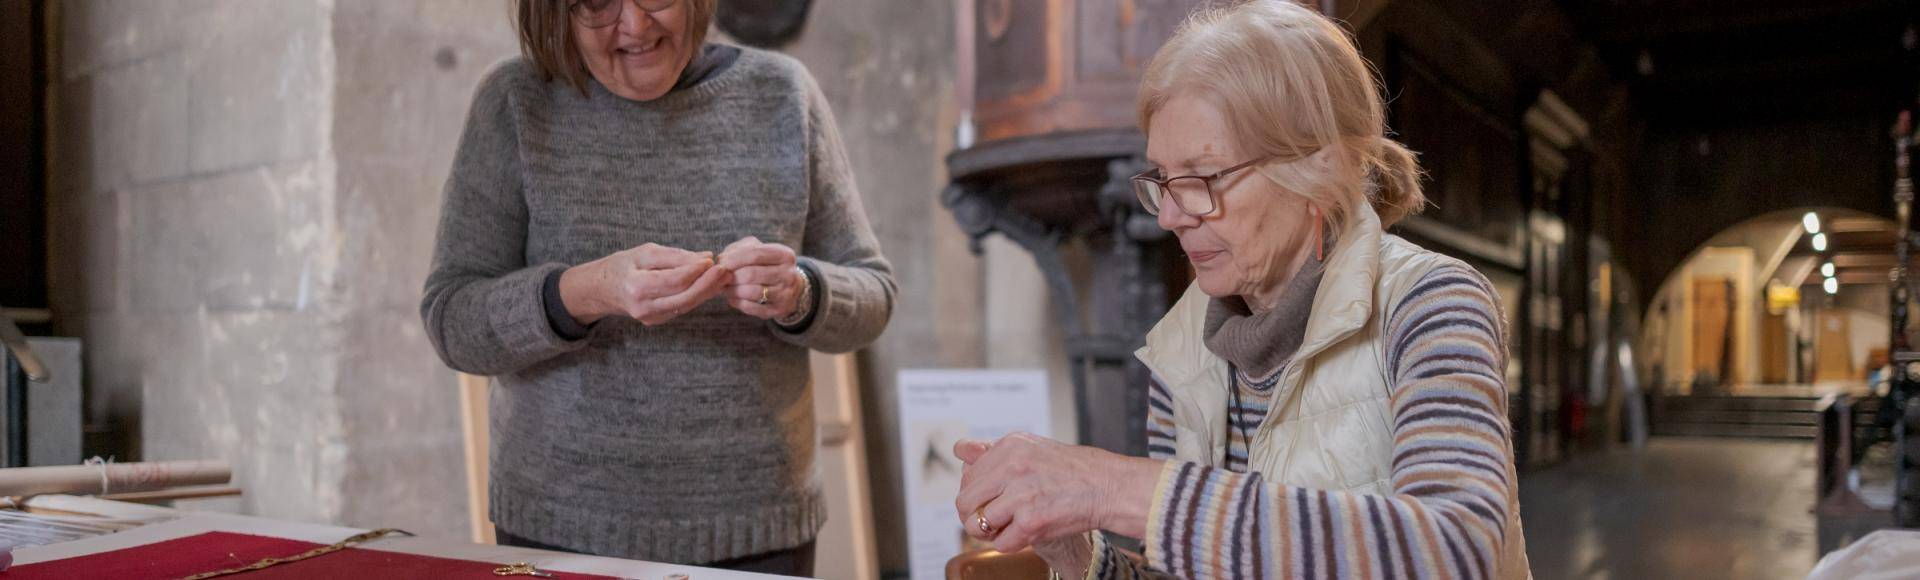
{"left": 7, "top": 531, "right": 618, "bottom": 579}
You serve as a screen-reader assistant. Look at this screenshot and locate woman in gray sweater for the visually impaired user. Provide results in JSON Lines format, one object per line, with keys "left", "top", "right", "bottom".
{"left": 419, "top": 0, "right": 895, "bottom": 575}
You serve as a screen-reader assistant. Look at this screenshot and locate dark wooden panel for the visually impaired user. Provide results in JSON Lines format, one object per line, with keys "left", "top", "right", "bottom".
{"left": 1620, "top": 114, "right": 1894, "bottom": 304}
{"left": 975, "top": 0, "right": 1054, "bottom": 106}
{"left": 969, "top": 0, "right": 1206, "bottom": 142}
{"left": 1121, "top": 0, "right": 1193, "bottom": 75}
{"left": 0, "top": 0, "right": 46, "bottom": 310}
{"left": 1386, "top": 43, "right": 1527, "bottom": 258}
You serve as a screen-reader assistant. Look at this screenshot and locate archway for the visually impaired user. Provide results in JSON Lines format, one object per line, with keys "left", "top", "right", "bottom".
{"left": 1639, "top": 208, "right": 1899, "bottom": 405}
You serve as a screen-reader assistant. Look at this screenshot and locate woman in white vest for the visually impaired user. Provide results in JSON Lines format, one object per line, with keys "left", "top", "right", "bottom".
{"left": 951, "top": 2, "right": 1530, "bottom": 578}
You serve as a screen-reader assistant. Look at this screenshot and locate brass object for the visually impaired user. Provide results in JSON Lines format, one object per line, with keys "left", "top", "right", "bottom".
{"left": 945, "top": 547, "right": 1048, "bottom": 580}
{"left": 494, "top": 561, "right": 557, "bottom": 577}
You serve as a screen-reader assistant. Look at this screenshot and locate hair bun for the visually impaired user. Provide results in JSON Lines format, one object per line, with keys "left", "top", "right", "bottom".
{"left": 1370, "top": 139, "right": 1427, "bottom": 227}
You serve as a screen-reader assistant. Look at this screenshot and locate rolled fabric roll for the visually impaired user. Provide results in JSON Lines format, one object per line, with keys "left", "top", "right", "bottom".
{"left": 0, "top": 460, "right": 231, "bottom": 497}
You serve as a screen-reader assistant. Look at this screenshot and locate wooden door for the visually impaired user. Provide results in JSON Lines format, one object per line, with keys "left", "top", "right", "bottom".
{"left": 1691, "top": 278, "right": 1733, "bottom": 387}
{"left": 1813, "top": 310, "right": 1855, "bottom": 383}
{"left": 1760, "top": 311, "right": 1791, "bottom": 384}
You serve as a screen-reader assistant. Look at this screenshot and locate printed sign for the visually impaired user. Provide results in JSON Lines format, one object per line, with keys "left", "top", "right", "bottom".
{"left": 896, "top": 369, "right": 1052, "bottom": 580}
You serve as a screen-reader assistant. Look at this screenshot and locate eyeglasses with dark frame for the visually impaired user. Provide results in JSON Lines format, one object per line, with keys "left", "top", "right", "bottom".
{"left": 1131, "top": 156, "right": 1272, "bottom": 217}
{"left": 569, "top": 0, "right": 679, "bottom": 28}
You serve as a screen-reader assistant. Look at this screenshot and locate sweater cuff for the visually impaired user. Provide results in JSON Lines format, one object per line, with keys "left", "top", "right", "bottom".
{"left": 487, "top": 263, "right": 589, "bottom": 361}
{"left": 541, "top": 267, "right": 593, "bottom": 341}
{"left": 1143, "top": 461, "right": 1258, "bottom": 577}
{"left": 1085, "top": 532, "right": 1119, "bottom": 580}
{"left": 771, "top": 257, "right": 887, "bottom": 353}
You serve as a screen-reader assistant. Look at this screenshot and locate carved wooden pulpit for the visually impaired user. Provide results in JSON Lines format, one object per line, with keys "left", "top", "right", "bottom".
{"left": 943, "top": 0, "right": 1212, "bottom": 456}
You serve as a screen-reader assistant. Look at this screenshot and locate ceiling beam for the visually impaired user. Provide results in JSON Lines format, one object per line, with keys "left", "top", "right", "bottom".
{"left": 1638, "top": 52, "right": 1892, "bottom": 91}
{"left": 1592, "top": 0, "right": 1909, "bottom": 43}
{"left": 1800, "top": 272, "right": 1893, "bottom": 286}
{"left": 1830, "top": 253, "right": 1899, "bottom": 269}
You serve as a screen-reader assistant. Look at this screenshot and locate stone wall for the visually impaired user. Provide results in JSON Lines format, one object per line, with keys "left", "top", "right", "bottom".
{"left": 45, "top": 0, "right": 520, "bottom": 538}
{"left": 47, "top": 0, "right": 357, "bottom": 528}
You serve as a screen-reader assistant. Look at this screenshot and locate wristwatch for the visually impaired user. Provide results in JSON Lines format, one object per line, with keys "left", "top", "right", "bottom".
{"left": 775, "top": 265, "right": 815, "bottom": 329}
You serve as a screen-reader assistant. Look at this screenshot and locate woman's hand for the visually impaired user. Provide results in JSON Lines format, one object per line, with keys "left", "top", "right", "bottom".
{"left": 952, "top": 433, "right": 1164, "bottom": 554}
{"left": 559, "top": 243, "right": 733, "bottom": 326}
{"left": 717, "top": 236, "right": 806, "bottom": 321}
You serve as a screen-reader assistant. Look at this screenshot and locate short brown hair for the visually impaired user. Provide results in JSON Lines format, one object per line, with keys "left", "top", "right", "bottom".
{"left": 515, "top": 0, "right": 718, "bottom": 96}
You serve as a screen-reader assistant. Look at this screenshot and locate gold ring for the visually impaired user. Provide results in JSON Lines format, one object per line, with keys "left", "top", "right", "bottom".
{"left": 976, "top": 513, "right": 992, "bottom": 535}
{"left": 758, "top": 286, "right": 771, "bottom": 305}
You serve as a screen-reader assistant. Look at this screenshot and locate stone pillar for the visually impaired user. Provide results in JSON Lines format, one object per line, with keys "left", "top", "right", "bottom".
{"left": 326, "top": 0, "right": 522, "bottom": 537}
{"left": 767, "top": 1, "right": 977, "bottom": 572}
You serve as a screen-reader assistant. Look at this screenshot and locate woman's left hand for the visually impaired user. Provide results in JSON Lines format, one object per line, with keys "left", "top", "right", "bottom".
{"left": 718, "top": 236, "right": 805, "bottom": 321}
{"left": 953, "top": 433, "right": 1164, "bottom": 553}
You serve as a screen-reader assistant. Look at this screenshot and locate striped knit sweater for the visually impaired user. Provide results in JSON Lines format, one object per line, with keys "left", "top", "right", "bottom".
{"left": 1224, "top": 368, "right": 1278, "bottom": 473}
{"left": 1103, "top": 263, "right": 1514, "bottom": 580}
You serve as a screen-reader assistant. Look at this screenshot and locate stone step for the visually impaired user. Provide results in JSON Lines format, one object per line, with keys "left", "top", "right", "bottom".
{"left": 1651, "top": 394, "right": 1827, "bottom": 440}
{"left": 1653, "top": 395, "right": 1823, "bottom": 412}
{"left": 1655, "top": 409, "right": 1821, "bottom": 426}
{"left": 1651, "top": 422, "right": 1820, "bottom": 439}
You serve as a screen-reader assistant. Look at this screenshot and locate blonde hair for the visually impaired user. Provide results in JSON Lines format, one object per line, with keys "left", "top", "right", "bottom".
{"left": 516, "top": 0, "right": 718, "bottom": 96}
{"left": 1138, "top": 0, "right": 1425, "bottom": 231}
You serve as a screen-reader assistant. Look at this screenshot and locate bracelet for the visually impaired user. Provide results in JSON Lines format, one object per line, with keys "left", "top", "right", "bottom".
{"left": 775, "top": 265, "right": 815, "bottom": 328}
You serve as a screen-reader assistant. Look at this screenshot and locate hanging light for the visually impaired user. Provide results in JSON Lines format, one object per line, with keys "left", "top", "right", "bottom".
{"left": 1824, "top": 277, "right": 1840, "bottom": 295}
{"left": 1803, "top": 212, "right": 1821, "bottom": 234}
{"left": 1812, "top": 232, "right": 1829, "bottom": 252}
{"left": 1821, "top": 262, "right": 1836, "bottom": 278}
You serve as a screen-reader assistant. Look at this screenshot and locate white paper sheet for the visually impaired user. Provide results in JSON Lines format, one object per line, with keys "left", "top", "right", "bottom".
{"left": 895, "top": 369, "right": 1052, "bottom": 580}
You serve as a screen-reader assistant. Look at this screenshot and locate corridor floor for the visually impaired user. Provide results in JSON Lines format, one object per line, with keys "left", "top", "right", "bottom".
{"left": 1518, "top": 437, "right": 1883, "bottom": 580}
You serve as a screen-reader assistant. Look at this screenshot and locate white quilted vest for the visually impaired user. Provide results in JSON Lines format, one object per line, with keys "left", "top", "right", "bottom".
{"left": 1134, "top": 205, "right": 1531, "bottom": 579}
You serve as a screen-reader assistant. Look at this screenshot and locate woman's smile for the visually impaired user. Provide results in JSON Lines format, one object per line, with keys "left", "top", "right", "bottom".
{"left": 615, "top": 36, "right": 668, "bottom": 65}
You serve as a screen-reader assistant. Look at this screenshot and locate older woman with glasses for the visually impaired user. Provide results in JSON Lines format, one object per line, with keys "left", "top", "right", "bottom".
{"left": 420, "top": 0, "right": 894, "bottom": 574}
{"left": 951, "top": 2, "right": 1530, "bottom": 578}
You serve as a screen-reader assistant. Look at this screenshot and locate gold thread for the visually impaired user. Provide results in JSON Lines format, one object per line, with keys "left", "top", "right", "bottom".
{"left": 177, "top": 528, "right": 412, "bottom": 580}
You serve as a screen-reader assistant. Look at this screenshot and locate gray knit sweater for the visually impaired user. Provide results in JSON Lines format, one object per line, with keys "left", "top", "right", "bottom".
{"left": 421, "top": 47, "right": 895, "bottom": 564}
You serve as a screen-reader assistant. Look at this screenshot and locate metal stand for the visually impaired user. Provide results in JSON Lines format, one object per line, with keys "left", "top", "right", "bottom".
{"left": 0, "top": 309, "right": 44, "bottom": 468}
{"left": 3, "top": 351, "right": 24, "bottom": 467}
{"left": 1889, "top": 113, "right": 1920, "bottom": 527}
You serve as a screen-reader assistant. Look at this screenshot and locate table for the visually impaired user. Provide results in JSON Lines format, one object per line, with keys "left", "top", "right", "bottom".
{"left": 11, "top": 496, "right": 796, "bottom": 579}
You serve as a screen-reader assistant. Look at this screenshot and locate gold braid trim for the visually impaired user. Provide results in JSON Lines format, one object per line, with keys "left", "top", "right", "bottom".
{"left": 178, "top": 528, "right": 413, "bottom": 580}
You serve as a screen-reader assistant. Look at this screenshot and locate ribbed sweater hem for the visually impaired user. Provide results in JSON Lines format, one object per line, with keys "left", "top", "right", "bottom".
{"left": 490, "top": 484, "right": 827, "bottom": 565}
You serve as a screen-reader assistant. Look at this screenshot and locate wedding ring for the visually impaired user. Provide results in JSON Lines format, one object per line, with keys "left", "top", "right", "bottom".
{"left": 976, "top": 513, "right": 992, "bottom": 535}
{"left": 758, "top": 286, "right": 771, "bottom": 305}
